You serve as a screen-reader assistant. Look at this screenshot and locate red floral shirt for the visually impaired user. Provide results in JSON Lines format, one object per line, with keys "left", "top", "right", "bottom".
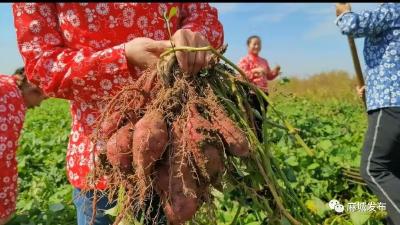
{"left": 13, "top": 3, "right": 223, "bottom": 190}
{"left": 238, "top": 53, "right": 278, "bottom": 92}
{"left": 0, "top": 74, "right": 26, "bottom": 219}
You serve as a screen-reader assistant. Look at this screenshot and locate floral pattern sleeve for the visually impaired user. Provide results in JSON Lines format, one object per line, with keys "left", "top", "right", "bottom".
{"left": 180, "top": 3, "right": 224, "bottom": 49}
{"left": 13, "top": 3, "right": 132, "bottom": 102}
{"left": 0, "top": 75, "right": 26, "bottom": 219}
{"left": 238, "top": 57, "right": 253, "bottom": 80}
{"left": 336, "top": 3, "right": 400, "bottom": 38}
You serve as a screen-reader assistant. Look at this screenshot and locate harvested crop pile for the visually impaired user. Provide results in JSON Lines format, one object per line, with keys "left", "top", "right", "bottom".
{"left": 91, "top": 50, "right": 251, "bottom": 225}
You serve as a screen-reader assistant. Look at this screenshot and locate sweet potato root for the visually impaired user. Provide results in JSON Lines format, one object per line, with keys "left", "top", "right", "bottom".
{"left": 186, "top": 103, "right": 225, "bottom": 183}
{"left": 202, "top": 144, "right": 225, "bottom": 185}
{"left": 106, "top": 123, "right": 134, "bottom": 171}
{"left": 211, "top": 106, "right": 250, "bottom": 157}
{"left": 154, "top": 121, "right": 203, "bottom": 225}
{"left": 100, "top": 111, "right": 124, "bottom": 139}
{"left": 155, "top": 158, "right": 200, "bottom": 225}
{"left": 132, "top": 110, "right": 168, "bottom": 176}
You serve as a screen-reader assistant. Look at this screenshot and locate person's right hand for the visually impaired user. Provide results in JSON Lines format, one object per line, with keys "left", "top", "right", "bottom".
{"left": 251, "top": 67, "right": 266, "bottom": 76}
{"left": 125, "top": 37, "right": 170, "bottom": 70}
{"left": 336, "top": 3, "right": 351, "bottom": 17}
{"left": 356, "top": 85, "right": 365, "bottom": 99}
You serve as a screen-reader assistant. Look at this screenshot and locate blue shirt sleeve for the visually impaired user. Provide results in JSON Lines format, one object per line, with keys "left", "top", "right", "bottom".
{"left": 335, "top": 3, "right": 400, "bottom": 38}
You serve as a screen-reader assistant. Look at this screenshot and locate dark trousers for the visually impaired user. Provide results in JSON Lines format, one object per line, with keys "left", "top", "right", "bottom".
{"left": 360, "top": 107, "right": 400, "bottom": 225}
{"left": 249, "top": 92, "right": 269, "bottom": 141}
{"left": 73, "top": 188, "right": 166, "bottom": 225}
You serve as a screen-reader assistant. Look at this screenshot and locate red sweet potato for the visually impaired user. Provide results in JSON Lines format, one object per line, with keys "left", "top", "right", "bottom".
{"left": 155, "top": 158, "right": 200, "bottom": 225}
{"left": 184, "top": 103, "right": 226, "bottom": 185}
{"left": 100, "top": 111, "right": 123, "bottom": 139}
{"left": 211, "top": 106, "right": 250, "bottom": 157}
{"left": 154, "top": 122, "right": 203, "bottom": 225}
{"left": 202, "top": 144, "right": 224, "bottom": 185}
{"left": 132, "top": 110, "right": 168, "bottom": 176}
{"left": 186, "top": 104, "right": 213, "bottom": 141}
{"left": 106, "top": 123, "right": 134, "bottom": 171}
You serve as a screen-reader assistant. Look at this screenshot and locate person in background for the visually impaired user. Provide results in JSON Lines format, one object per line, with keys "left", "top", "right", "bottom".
{"left": 238, "top": 35, "right": 281, "bottom": 95}
{"left": 12, "top": 3, "right": 223, "bottom": 225}
{"left": 0, "top": 67, "right": 46, "bottom": 225}
{"left": 336, "top": 3, "right": 400, "bottom": 225}
{"left": 238, "top": 35, "right": 281, "bottom": 137}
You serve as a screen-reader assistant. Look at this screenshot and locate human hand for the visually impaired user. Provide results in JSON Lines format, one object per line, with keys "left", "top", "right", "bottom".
{"left": 125, "top": 37, "right": 170, "bottom": 70}
{"left": 336, "top": 3, "right": 351, "bottom": 17}
{"left": 251, "top": 67, "right": 266, "bottom": 76}
{"left": 356, "top": 85, "right": 365, "bottom": 99}
{"left": 171, "top": 29, "right": 210, "bottom": 76}
{"left": 273, "top": 65, "right": 281, "bottom": 76}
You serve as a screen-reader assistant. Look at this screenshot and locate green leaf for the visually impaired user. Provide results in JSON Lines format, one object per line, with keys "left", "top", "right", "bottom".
{"left": 305, "top": 196, "right": 329, "bottom": 217}
{"left": 318, "top": 140, "right": 333, "bottom": 151}
{"left": 349, "top": 211, "right": 371, "bottom": 225}
{"left": 307, "top": 162, "right": 320, "bottom": 170}
{"left": 285, "top": 155, "right": 298, "bottom": 166}
{"left": 49, "top": 203, "right": 65, "bottom": 212}
{"left": 104, "top": 205, "right": 118, "bottom": 217}
{"left": 245, "top": 222, "right": 261, "bottom": 225}
{"left": 168, "top": 7, "right": 177, "bottom": 20}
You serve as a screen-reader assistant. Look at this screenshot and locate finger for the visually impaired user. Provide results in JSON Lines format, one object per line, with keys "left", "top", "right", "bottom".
{"left": 188, "top": 51, "right": 196, "bottom": 75}
{"left": 150, "top": 40, "right": 172, "bottom": 55}
{"left": 192, "top": 44, "right": 207, "bottom": 75}
{"left": 193, "top": 36, "right": 209, "bottom": 74}
{"left": 174, "top": 34, "right": 189, "bottom": 73}
{"left": 187, "top": 34, "right": 198, "bottom": 75}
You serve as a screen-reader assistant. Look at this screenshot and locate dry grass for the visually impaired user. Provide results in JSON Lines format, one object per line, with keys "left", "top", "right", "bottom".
{"left": 269, "top": 70, "right": 360, "bottom": 102}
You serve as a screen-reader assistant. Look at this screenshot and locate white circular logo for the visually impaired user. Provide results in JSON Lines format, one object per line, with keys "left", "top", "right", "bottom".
{"left": 328, "top": 199, "right": 340, "bottom": 210}
{"left": 334, "top": 204, "right": 345, "bottom": 213}
{"left": 328, "top": 199, "right": 345, "bottom": 213}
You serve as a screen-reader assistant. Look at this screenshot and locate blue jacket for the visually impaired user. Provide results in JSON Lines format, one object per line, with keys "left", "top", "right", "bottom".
{"left": 336, "top": 3, "right": 400, "bottom": 112}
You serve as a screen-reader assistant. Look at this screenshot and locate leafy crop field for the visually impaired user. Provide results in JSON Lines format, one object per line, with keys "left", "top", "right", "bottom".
{"left": 8, "top": 71, "right": 387, "bottom": 225}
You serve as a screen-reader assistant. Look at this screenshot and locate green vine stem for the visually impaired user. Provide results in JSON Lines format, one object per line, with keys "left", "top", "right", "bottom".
{"left": 211, "top": 79, "right": 315, "bottom": 225}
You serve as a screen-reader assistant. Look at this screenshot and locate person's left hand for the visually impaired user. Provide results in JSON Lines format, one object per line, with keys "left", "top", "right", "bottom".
{"left": 273, "top": 65, "right": 281, "bottom": 76}
{"left": 336, "top": 3, "right": 351, "bottom": 17}
{"left": 171, "top": 29, "right": 211, "bottom": 76}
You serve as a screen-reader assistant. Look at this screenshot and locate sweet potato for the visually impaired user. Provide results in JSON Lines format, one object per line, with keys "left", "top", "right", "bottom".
{"left": 132, "top": 110, "right": 168, "bottom": 176}
{"left": 185, "top": 104, "right": 225, "bottom": 183}
{"left": 211, "top": 106, "right": 250, "bottom": 157}
{"left": 154, "top": 122, "right": 203, "bottom": 225}
{"left": 202, "top": 144, "right": 225, "bottom": 185}
{"left": 155, "top": 158, "right": 200, "bottom": 225}
{"left": 100, "top": 111, "right": 124, "bottom": 139}
{"left": 186, "top": 104, "right": 213, "bottom": 141}
{"left": 106, "top": 123, "right": 134, "bottom": 171}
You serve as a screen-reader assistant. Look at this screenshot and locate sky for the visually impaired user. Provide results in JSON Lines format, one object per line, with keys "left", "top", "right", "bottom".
{"left": 0, "top": 3, "right": 379, "bottom": 77}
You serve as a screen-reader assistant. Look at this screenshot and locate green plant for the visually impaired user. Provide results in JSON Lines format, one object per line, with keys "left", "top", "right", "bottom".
{"left": 8, "top": 98, "right": 75, "bottom": 225}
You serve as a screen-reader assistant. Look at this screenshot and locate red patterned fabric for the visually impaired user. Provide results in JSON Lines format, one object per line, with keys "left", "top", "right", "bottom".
{"left": 0, "top": 74, "right": 26, "bottom": 219}
{"left": 12, "top": 3, "right": 223, "bottom": 190}
{"left": 238, "top": 53, "right": 279, "bottom": 92}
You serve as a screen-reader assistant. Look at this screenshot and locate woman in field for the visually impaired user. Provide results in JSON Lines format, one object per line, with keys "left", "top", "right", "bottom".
{"left": 12, "top": 3, "right": 223, "bottom": 225}
{"left": 238, "top": 35, "right": 281, "bottom": 95}
{"left": 336, "top": 3, "right": 400, "bottom": 224}
{"left": 0, "top": 68, "right": 45, "bottom": 225}
{"left": 238, "top": 35, "right": 281, "bottom": 136}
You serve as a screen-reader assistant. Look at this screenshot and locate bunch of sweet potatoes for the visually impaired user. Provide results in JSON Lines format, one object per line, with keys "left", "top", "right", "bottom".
{"left": 95, "top": 59, "right": 250, "bottom": 225}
